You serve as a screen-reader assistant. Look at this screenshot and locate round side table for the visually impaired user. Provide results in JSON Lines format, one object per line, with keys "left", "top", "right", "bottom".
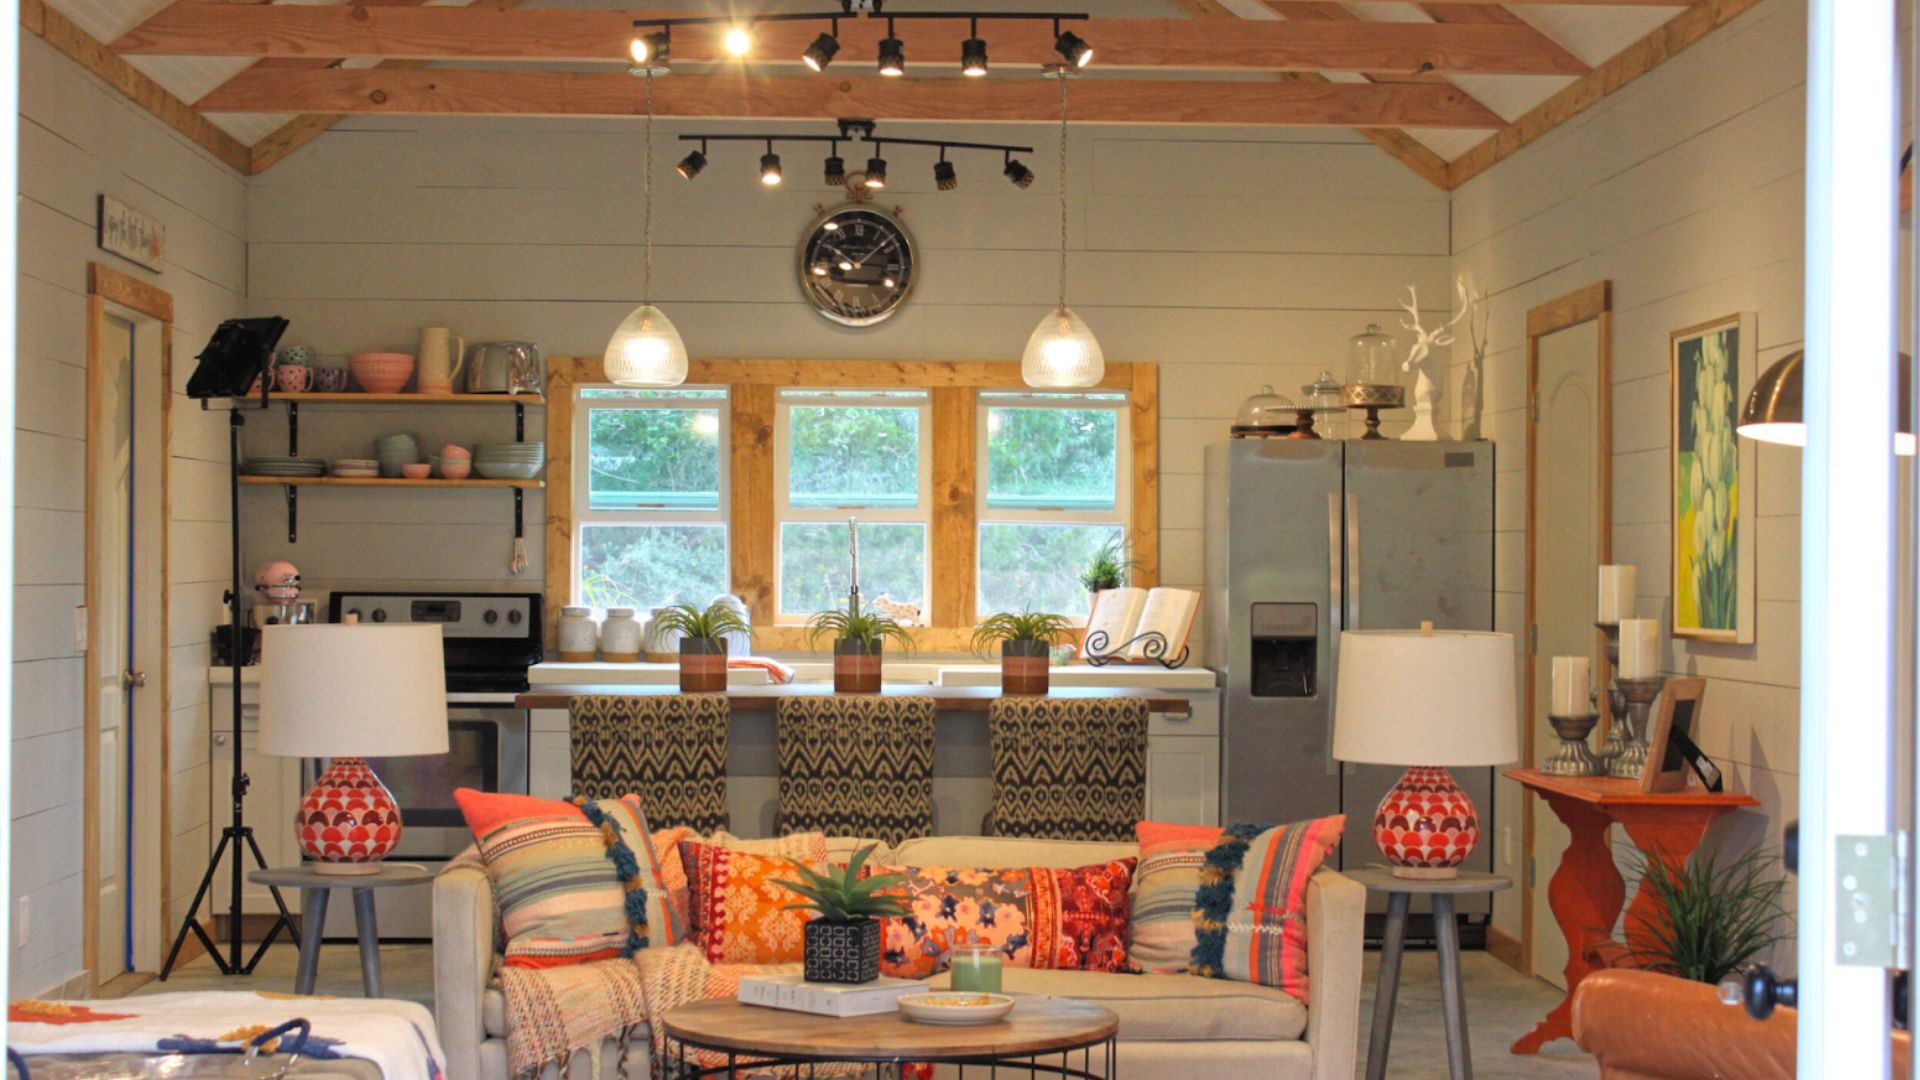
{"left": 1346, "top": 867, "right": 1513, "bottom": 1080}
{"left": 249, "top": 863, "right": 433, "bottom": 997}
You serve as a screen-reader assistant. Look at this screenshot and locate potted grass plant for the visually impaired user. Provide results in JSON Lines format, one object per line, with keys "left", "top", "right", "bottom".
{"left": 808, "top": 607, "right": 914, "bottom": 693}
{"left": 650, "top": 600, "right": 752, "bottom": 692}
{"left": 1078, "top": 537, "right": 1135, "bottom": 607}
{"left": 775, "top": 843, "right": 908, "bottom": 984}
{"left": 972, "top": 608, "right": 1076, "bottom": 696}
{"left": 1621, "top": 845, "right": 1789, "bottom": 986}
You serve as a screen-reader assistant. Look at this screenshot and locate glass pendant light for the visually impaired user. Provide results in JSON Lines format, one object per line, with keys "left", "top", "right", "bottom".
{"left": 1022, "top": 70, "right": 1102, "bottom": 389}
{"left": 604, "top": 68, "right": 688, "bottom": 387}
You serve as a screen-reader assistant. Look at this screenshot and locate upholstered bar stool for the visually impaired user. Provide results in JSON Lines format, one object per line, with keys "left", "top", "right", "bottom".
{"left": 774, "top": 695, "right": 936, "bottom": 847}
{"left": 570, "top": 694, "right": 731, "bottom": 833}
{"left": 985, "top": 697, "right": 1148, "bottom": 841}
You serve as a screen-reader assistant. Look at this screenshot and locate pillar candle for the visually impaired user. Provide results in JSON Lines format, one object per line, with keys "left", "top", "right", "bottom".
{"left": 1618, "top": 618, "right": 1660, "bottom": 679}
{"left": 948, "top": 947, "right": 1003, "bottom": 993}
{"left": 1551, "top": 656, "right": 1590, "bottom": 716}
{"left": 1597, "top": 565, "right": 1637, "bottom": 624}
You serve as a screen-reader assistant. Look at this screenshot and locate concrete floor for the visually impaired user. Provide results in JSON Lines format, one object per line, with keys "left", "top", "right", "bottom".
{"left": 148, "top": 943, "right": 1597, "bottom": 1078}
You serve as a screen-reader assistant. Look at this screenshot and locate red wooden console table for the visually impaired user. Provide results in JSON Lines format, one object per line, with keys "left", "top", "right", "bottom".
{"left": 1507, "top": 768, "right": 1759, "bottom": 1055}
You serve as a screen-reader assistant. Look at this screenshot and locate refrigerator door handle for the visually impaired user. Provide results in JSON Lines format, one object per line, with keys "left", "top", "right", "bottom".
{"left": 1346, "top": 491, "right": 1362, "bottom": 633}
{"left": 1327, "top": 490, "right": 1343, "bottom": 776}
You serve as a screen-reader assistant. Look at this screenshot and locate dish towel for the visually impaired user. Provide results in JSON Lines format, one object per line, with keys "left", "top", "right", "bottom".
{"left": 6, "top": 991, "right": 446, "bottom": 1080}
{"left": 775, "top": 694, "right": 936, "bottom": 846}
{"left": 986, "top": 696, "right": 1149, "bottom": 841}
{"left": 728, "top": 655, "right": 797, "bottom": 684}
{"left": 570, "top": 694, "right": 731, "bottom": 832}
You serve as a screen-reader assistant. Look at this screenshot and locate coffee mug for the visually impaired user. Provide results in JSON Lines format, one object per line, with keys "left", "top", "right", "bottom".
{"left": 275, "top": 364, "right": 312, "bottom": 393}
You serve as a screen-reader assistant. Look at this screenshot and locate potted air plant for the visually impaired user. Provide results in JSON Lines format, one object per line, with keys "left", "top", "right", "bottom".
{"left": 1077, "top": 537, "right": 1136, "bottom": 640}
{"left": 972, "top": 608, "right": 1077, "bottom": 696}
{"left": 808, "top": 517, "right": 915, "bottom": 692}
{"left": 650, "top": 600, "right": 752, "bottom": 693}
{"left": 775, "top": 843, "right": 909, "bottom": 984}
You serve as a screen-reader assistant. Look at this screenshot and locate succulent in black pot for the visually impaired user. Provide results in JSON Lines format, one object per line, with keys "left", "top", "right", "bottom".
{"left": 775, "top": 844, "right": 908, "bottom": 984}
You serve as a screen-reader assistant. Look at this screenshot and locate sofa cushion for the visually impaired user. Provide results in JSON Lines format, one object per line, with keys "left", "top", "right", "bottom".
{"left": 925, "top": 967, "right": 1307, "bottom": 1043}
{"left": 483, "top": 985, "right": 506, "bottom": 1038}
{"left": 1193, "top": 817, "right": 1344, "bottom": 1004}
{"left": 680, "top": 840, "right": 827, "bottom": 964}
{"left": 1129, "top": 821, "right": 1225, "bottom": 973}
{"left": 865, "top": 859, "right": 1136, "bottom": 978}
{"left": 890, "top": 835, "right": 1136, "bottom": 869}
{"left": 652, "top": 829, "right": 830, "bottom": 940}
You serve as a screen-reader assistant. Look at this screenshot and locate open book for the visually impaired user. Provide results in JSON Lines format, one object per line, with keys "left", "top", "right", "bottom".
{"left": 1085, "top": 587, "right": 1200, "bottom": 661}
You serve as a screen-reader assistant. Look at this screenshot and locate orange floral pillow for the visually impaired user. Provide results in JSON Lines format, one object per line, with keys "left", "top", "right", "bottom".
{"left": 864, "top": 860, "right": 1136, "bottom": 979}
{"left": 678, "top": 839, "right": 827, "bottom": 964}
{"left": 652, "top": 829, "right": 826, "bottom": 938}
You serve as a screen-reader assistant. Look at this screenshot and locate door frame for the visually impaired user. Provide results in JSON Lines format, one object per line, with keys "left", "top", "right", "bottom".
{"left": 83, "top": 262, "right": 173, "bottom": 996}
{"left": 1519, "top": 280, "right": 1612, "bottom": 975}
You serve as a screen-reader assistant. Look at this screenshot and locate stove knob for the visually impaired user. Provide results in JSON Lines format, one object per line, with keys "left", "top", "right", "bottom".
{"left": 507, "top": 609, "right": 524, "bottom": 625}
{"left": 370, "top": 608, "right": 387, "bottom": 623}
{"left": 483, "top": 609, "right": 499, "bottom": 625}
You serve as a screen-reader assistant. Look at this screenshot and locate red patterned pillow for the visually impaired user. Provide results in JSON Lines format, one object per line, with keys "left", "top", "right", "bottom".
{"left": 864, "top": 860, "right": 1136, "bottom": 979}
{"left": 678, "top": 838, "right": 830, "bottom": 965}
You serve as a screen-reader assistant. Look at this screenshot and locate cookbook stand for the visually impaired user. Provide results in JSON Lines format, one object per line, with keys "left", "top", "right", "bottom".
{"left": 1082, "top": 629, "right": 1190, "bottom": 669}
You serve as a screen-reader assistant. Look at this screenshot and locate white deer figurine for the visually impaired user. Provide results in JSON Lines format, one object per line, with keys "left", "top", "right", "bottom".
{"left": 1397, "top": 281, "right": 1471, "bottom": 441}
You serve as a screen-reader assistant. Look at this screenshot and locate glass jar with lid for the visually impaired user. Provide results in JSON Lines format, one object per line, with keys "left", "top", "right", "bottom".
{"left": 1344, "top": 323, "right": 1405, "bottom": 439}
{"left": 1232, "top": 385, "right": 1298, "bottom": 437}
{"left": 1301, "top": 370, "right": 1347, "bottom": 440}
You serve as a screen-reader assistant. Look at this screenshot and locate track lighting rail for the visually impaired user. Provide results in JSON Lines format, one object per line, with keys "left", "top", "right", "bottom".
{"left": 674, "top": 119, "right": 1034, "bottom": 190}
{"left": 631, "top": 11, "right": 1089, "bottom": 31}
{"left": 629, "top": 8, "right": 1091, "bottom": 76}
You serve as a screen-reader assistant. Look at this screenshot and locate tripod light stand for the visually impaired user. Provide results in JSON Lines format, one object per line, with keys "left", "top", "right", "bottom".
{"left": 161, "top": 318, "right": 299, "bottom": 978}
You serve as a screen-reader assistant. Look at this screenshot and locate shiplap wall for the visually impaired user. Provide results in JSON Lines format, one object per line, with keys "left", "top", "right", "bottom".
{"left": 13, "top": 33, "right": 247, "bottom": 997}
{"left": 242, "top": 119, "right": 1456, "bottom": 650}
{"left": 1448, "top": 0, "right": 1805, "bottom": 961}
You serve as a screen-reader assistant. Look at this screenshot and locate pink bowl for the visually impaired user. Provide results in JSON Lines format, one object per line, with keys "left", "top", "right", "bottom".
{"left": 400, "top": 463, "right": 433, "bottom": 480}
{"left": 440, "top": 443, "right": 472, "bottom": 461}
{"left": 350, "top": 353, "right": 416, "bottom": 394}
{"left": 440, "top": 462, "right": 473, "bottom": 481}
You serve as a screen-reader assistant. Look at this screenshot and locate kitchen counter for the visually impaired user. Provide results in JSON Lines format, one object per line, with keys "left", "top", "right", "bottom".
{"left": 527, "top": 660, "right": 1216, "bottom": 690}
{"left": 518, "top": 683, "right": 1194, "bottom": 715}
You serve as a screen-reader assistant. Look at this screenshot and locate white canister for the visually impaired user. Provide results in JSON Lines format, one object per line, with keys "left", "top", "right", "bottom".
{"left": 557, "top": 606, "right": 600, "bottom": 662}
{"left": 646, "top": 606, "right": 682, "bottom": 661}
{"left": 601, "top": 608, "right": 644, "bottom": 663}
{"left": 710, "top": 593, "right": 753, "bottom": 657}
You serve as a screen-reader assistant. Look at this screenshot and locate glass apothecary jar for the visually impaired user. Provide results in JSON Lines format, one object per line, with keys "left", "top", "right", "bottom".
{"left": 1301, "top": 370, "right": 1347, "bottom": 440}
{"left": 1231, "top": 385, "right": 1298, "bottom": 437}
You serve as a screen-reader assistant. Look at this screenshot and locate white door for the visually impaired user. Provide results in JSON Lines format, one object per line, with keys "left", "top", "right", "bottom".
{"left": 1528, "top": 319, "right": 1605, "bottom": 989}
{"left": 93, "top": 313, "right": 137, "bottom": 979}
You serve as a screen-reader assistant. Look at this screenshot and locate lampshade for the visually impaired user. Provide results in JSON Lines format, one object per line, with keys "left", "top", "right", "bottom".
{"left": 1332, "top": 629, "right": 1517, "bottom": 767}
{"left": 1738, "top": 350, "right": 1914, "bottom": 455}
{"left": 603, "top": 304, "right": 689, "bottom": 387}
{"left": 259, "top": 625, "right": 449, "bottom": 758}
{"left": 1021, "top": 305, "right": 1104, "bottom": 388}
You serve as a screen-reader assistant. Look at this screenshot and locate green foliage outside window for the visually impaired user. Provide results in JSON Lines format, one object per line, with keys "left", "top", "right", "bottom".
{"left": 978, "top": 523, "right": 1125, "bottom": 616}
{"left": 986, "top": 407, "right": 1118, "bottom": 510}
{"left": 781, "top": 522, "right": 925, "bottom": 615}
{"left": 580, "top": 524, "right": 727, "bottom": 611}
{"left": 788, "top": 405, "right": 922, "bottom": 508}
{"left": 587, "top": 406, "right": 721, "bottom": 511}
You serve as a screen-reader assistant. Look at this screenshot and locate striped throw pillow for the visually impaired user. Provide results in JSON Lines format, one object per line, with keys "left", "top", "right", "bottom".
{"left": 1127, "top": 820, "right": 1225, "bottom": 973}
{"left": 455, "top": 789, "right": 682, "bottom": 969}
{"left": 1191, "top": 816, "right": 1344, "bottom": 1003}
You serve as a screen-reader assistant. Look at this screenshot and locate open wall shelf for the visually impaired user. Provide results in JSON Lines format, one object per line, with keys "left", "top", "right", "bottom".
{"left": 240, "top": 476, "right": 543, "bottom": 489}
{"left": 265, "top": 392, "right": 544, "bottom": 407}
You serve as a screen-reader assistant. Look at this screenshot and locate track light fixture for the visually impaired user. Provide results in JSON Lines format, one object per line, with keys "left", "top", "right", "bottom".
{"left": 1053, "top": 24, "right": 1093, "bottom": 68}
{"left": 760, "top": 142, "right": 783, "bottom": 186}
{"left": 723, "top": 25, "right": 754, "bottom": 57}
{"left": 962, "top": 18, "right": 989, "bottom": 77}
{"left": 824, "top": 143, "right": 847, "bottom": 186}
{"left": 877, "top": 21, "right": 905, "bottom": 77}
{"left": 676, "top": 144, "right": 707, "bottom": 180}
{"left": 935, "top": 153, "right": 958, "bottom": 191}
{"left": 865, "top": 151, "right": 888, "bottom": 188}
{"left": 802, "top": 25, "right": 840, "bottom": 71}
{"left": 1004, "top": 153, "right": 1035, "bottom": 188}
{"left": 675, "top": 121, "right": 1033, "bottom": 193}
{"left": 627, "top": 30, "right": 670, "bottom": 74}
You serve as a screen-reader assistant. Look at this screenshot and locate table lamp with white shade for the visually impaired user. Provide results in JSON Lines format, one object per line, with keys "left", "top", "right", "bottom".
{"left": 260, "top": 624, "right": 449, "bottom": 875}
{"left": 1333, "top": 625, "right": 1518, "bottom": 879}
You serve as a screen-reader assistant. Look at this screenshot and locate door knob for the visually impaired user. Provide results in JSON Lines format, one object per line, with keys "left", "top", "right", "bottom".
{"left": 122, "top": 669, "right": 147, "bottom": 689}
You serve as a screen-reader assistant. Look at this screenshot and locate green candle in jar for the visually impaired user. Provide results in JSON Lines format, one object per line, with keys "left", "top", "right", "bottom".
{"left": 949, "top": 945, "right": 1003, "bottom": 993}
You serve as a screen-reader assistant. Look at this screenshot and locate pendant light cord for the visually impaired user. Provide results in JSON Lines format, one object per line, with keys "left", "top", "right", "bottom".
{"left": 1057, "top": 72, "right": 1069, "bottom": 313}
{"left": 643, "top": 69, "right": 655, "bottom": 307}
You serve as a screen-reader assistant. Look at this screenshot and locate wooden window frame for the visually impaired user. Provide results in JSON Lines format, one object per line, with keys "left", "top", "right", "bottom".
{"left": 547, "top": 358, "right": 1159, "bottom": 652}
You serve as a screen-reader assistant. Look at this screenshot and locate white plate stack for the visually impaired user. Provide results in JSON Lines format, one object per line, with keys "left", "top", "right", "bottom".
{"left": 473, "top": 441, "right": 545, "bottom": 480}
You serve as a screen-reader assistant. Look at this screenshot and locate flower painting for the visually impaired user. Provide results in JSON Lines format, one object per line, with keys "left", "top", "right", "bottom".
{"left": 1671, "top": 314, "right": 1756, "bottom": 643}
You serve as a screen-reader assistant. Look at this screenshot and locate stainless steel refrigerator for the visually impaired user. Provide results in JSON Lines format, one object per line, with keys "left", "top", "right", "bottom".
{"left": 1205, "top": 438, "right": 1496, "bottom": 896}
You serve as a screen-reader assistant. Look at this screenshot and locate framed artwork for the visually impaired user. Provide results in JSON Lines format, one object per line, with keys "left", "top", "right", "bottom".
{"left": 98, "top": 195, "right": 166, "bottom": 271}
{"left": 1641, "top": 676, "right": 1708, "bottom": 793}
{"left": 1670, "top": 314, "right": 1757, "bottom": 643}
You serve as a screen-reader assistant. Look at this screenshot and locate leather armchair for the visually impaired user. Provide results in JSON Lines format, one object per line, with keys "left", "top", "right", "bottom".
{"left": 1572, "top": 968, "right": 1911, "bottom": 1080}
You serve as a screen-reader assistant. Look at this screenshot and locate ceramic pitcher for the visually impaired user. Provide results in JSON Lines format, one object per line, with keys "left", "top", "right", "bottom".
{"left": 417, "top": 327, "right": 466, "bottom": 395}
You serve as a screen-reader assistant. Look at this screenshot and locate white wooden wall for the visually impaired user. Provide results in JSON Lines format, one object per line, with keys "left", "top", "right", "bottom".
{"left": 243, "top": 119, "right": 1455, "bottom": 656}
{"left": 1449, "top": 0, "right": 1806, "bottom": 960}
{"left": 12, "top": 33, "right": 248, "bottom": 997}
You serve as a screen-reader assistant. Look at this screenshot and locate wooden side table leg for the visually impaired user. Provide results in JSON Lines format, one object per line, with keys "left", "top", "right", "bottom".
{"left": 1365, "top": 890, "right": 1412, "bottom": 1080}
{"left": 1615, "top": 811, "right": 1719, "bottom": 960}
{"left": 1434, "top": 894, "right": 1472, "bottom": 1080}
{"left": 352, "top": 887, "right": 382, "bottom": 997}
{"left": 294, "top": 888, "right": 329, "bottom": 995}
{"left": 1513, "top": 794, "right": 1625, "bottom": 1054}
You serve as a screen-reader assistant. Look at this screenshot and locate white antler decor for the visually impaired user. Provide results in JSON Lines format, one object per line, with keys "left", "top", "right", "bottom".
{"left": 1397, "top": 282, "right": 1472, "bottom": 441}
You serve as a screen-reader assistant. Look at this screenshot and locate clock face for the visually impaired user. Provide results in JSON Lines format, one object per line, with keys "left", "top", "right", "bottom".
{"left": 798, "top": 206, "right": 915, "bottom": 327}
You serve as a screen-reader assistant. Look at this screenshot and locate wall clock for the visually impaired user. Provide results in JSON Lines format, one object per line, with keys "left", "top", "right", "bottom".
{"left": 798, "top": 205, "right": 915, "bottom": 327}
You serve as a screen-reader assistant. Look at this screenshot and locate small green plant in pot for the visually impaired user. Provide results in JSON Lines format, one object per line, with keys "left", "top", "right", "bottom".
{"left": 650, "top": 601, "right": 752, "bottom": 693}
{"left": 1078, "top": 538, "right": 1136, "bottom": 600}
{"left": 775, "top": 844, "right": 908, "bottom": 984}
{"left": 1621, "top": 845, "right": 1789, "bottom": 986}
{"left": 808, "top": 607, "right": 914, "bottom": 693}
{"left": 972, "top": 609, "right": 1076, "bottom": 696}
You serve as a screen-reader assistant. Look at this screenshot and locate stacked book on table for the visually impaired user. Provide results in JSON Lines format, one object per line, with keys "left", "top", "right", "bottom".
{"left": 737, "top": 973, "right": 924, "bottom": 1017}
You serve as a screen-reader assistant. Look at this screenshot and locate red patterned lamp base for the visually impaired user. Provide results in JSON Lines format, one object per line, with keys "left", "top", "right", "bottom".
{"left": 297, "top": 756, "right": 403, "bottom": 876}
{"left": 1372, "top": 765, "right": 1479, "bottom": 879}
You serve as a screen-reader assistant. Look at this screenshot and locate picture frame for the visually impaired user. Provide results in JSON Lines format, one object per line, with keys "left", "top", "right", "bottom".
{"left": 1641, "top": 676, "right": 1707, "bottom": 793}
{"left": 98, "top": 195, "right": 166, "bottom": 271}
{"left": 1670, "top": 313, "right": 1757, "bottom": 643}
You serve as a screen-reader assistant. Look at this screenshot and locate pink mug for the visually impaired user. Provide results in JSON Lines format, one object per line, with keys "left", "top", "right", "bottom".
{"left": 275, "top": 364, "right": 312, "bottom": 393}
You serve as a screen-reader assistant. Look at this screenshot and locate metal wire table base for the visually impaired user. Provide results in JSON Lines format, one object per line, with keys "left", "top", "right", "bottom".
{"left": 662, "top": 1036, "right": 1119, "bottom": 1080}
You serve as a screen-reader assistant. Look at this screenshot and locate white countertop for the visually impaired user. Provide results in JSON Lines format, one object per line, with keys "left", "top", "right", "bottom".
{"left": 527, "top": 660, "right": 1215, "bottom": 691}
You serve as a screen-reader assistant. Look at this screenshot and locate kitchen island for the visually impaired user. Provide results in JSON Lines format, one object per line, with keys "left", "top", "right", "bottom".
{"left": 516, "top": 682, "right": 1193, "bottom": 714}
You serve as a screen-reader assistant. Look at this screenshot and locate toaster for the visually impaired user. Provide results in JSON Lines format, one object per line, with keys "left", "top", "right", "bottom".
{"left": 464, "top": 341, "right": 544, "bottom": 394}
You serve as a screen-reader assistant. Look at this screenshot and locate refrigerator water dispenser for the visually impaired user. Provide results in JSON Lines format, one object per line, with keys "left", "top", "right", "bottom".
{"left": 1249, "top": 602, "right": 1317, "bottom": 697}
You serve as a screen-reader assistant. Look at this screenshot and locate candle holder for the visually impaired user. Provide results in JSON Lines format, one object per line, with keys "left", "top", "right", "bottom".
{"left": 1542, "top": 713, "right": 1603, "bottom": 776}
{"left": 1607, "top": 675, "right": 1667, "bottom": 780}
{"left": 1594, "top": 621, "right": 1630, "bottom": 763}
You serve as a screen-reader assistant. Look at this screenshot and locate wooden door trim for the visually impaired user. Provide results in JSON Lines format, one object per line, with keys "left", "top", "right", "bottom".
{"left": 84, "top": 262, "right": 174, "bottom": 995}
{"left": 1519, "top": 279, "right": 1611, "bottom": 977}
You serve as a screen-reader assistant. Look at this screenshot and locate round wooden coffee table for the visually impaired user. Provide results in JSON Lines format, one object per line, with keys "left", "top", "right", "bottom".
{"left": 663, "top": 995, "right": 1119, "bottom": 1078}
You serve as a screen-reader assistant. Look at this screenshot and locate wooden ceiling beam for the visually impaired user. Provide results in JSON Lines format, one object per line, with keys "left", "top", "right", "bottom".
{"left": 196, "top": 68, "right": 1506, "bottom": 129}
{"left": 1267, "top": 0, "right": 1686, "bottom": 5}
{"left": 116, "top": 7, "right": 1589, "bottom": 76}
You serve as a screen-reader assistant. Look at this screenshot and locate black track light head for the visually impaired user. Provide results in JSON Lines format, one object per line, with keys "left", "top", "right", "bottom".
{"left": 803, "top": 31, "right": 840, "bottom": 72}
{"left": 865, "top": 156, "right": 888, "bottom": 188}
{"left": 934, "top": 159, "right": 958, "bottom": 191}
{"left": 824, "top": 154, "right": 847, "bottom": 186}
{"left": 761, "top": 151, "right": 783, "bottom": 186}
{"left": 877, "top": 36, "right": 906, "bottom": 77}
{"left": 676, "top": 149, "right": 707, "bottom": 180}
{"left": 1054, "top": 29, "right": 1092, "bottom": 69}
{"left": 1004, "top": 156, "right": 1035, "bottom": 189}
{"left": 628, "top": 30, "right": 671, "bottom": 74}
{"left": 962, "top": 37, "right": 988, "bottom": 77}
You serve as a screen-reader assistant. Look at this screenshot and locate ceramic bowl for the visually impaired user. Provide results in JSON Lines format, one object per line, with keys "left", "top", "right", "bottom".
{"left": 440, "top": 443, "right": 472, "bottom": 461}
{"left": 896, "top": 993, "right": 1016, "bottom": 1026}
{"left": 440, "top": 462, "right": 473, "bottom": 481}
{"left": 350, "top": 352, "right": 416, "bottom": 394}
{"left": 473, "top": 460, "right": 544, "bottom": 480}
{"left": 400, "top": 463, "right": 433, "bottom": 479}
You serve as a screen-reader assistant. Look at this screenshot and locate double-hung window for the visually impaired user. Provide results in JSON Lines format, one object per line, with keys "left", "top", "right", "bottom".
{"left": 976, "top": 392, "right": 1129, "bottom": 617}
{"left": 572, "top": 387, "right": 730, "bottom": 611}
{"left": 774, "top": 389, "right": 932, "bottom": 620}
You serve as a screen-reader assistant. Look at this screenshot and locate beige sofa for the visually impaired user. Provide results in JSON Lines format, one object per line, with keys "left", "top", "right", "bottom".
{"left": 435, "top": 835, "right": 1365, "bottom": 1080}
